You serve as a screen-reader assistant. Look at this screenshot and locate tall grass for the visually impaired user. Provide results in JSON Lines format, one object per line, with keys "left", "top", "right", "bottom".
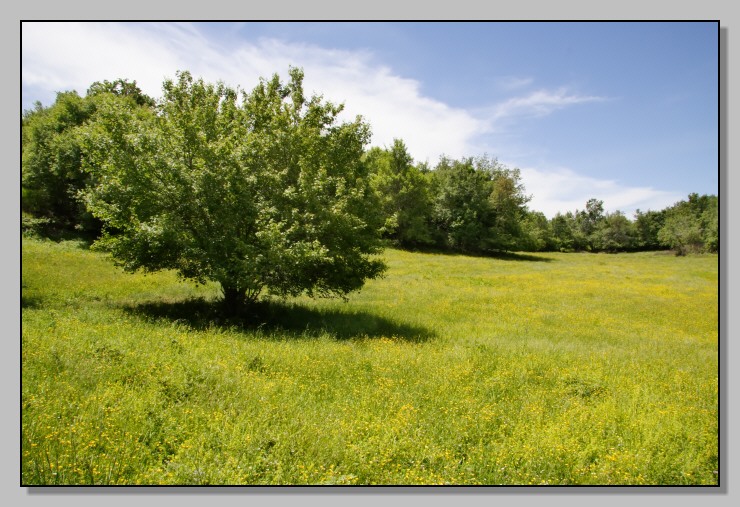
{"left": 21, "top": 237, "right": 718, "bottom": 485}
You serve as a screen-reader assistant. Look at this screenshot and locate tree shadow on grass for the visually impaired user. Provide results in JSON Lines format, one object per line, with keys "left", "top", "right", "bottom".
{"left": 121, "top": 297, "right": 434, "bottom": 343}
{"left": 21, "top": 294, "right": 43, "bottom": 309}
{"left": 400, "top": 244, "right": 554, "bottom": 262}
{"left": 22, "top": 222, "right": 97, "bottom": 249}
{"left": 485, "top": 251, "right": 555, "bottom": 262}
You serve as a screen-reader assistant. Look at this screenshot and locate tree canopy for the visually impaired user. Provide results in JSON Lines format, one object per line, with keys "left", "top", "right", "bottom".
{"left": 78, "top": 69, "right": 386, "bottom": 311}
{"left": 365, "top": 139, "right": 433, "bottom": 246}
{"left": 428, "top": 155, "right": 530, "bottom": 253}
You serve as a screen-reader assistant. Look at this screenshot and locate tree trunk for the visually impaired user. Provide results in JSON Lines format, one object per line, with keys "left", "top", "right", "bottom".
{"left": 221, "top": 285, "right": 246, "bottom": 316}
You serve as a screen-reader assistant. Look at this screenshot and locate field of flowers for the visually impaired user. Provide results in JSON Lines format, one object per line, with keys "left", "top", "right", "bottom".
{"left": 21, "top": 237, "right": 718, "bottom": 485}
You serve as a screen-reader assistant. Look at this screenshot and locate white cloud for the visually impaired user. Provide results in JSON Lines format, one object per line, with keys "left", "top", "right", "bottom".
{"left": 20, "top": 22, "right": 610, "bottom": 167}
{"left": 517, "top": 165, "right": 684, "bottom": 219}
{"left": 22, "top": 22, "right": 678, "bottom": 220}
{"left": 21, "top": 21, "right": 484, "bottom": 165}
{"left": 22, "top": 23, "right": 183, "bottom": 101}
{"left": 224, "top": 38, "right": 487, "bottom": 164}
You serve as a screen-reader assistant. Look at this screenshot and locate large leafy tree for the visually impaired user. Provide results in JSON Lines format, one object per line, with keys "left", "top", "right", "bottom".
{"left": 366, "top": 139, "right": 433, "bottom": 247}
{"left": 658, "top": 209, "right": 703, "bottom": 255}
{"left": 484, "top": 158, "right": 531, "bottom": 251}
{"left": 550, "top": 212, "right": 577, "bottom": 252}
{"left": 86, "top": 78, "right": 157, "bottom": 108}
{"left": 576, "top": 198, "right": 605, "bottom": 251}
{"left": 429, "top": 156, "right": 494, "bottom": 252}
{"left": 519, "top": 210, "right": 556, "bottom": 252}
{"left": 22, "top": 91, "right": 98, "bottom": 231}
{"left": 549, "top": 198, "right": 606, "bottom": 252}
{"left": 429, "top": 155, "right": 530, "bottom": 253}
{"left": 79, "top": 69, "right": 386, "bottom": 312}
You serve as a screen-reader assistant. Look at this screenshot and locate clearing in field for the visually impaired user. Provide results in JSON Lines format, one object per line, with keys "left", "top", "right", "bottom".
{"left": 21, "top": 237, "right": 718, "bottom": 485}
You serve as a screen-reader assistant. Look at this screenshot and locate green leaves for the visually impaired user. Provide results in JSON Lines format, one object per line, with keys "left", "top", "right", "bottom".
{"left": 80, "top": 69, "right": 386, "bottom": 308}
{"left": 427, "top": 155, "right": 531, "bottom": 253}
{"left": 366, "top": 140, "right": 434, "bottom": 247}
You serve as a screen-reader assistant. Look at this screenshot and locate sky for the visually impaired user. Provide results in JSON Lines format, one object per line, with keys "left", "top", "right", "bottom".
{"left": 21, "top": 21, "right": 719, "bottom": 218}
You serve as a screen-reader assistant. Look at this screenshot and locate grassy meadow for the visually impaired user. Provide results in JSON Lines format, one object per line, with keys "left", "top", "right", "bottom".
{"left": 21, "top": 236, "right": 718, "bottom": 485}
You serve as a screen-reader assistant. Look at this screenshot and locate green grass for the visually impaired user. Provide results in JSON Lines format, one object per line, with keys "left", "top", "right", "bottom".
{"left": 21, "top": 237, "right": 718, "bottom": 485}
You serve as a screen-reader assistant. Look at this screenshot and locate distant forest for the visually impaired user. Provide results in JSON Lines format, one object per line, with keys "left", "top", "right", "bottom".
{"left": 22, "top": 78, "right": 718, "bottom": 257}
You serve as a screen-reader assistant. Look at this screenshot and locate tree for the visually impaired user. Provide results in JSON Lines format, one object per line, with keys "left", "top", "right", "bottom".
{"left": 520, "top": 210, "right": 556, "bottom": 252}
{"left": 576, "top": 198, "right": 605, "bottom": 251}
{"left": 592, "top": 211, "right": 636, "bottom": 253}
{"left": 657, "top": 194, "right": 718, "bottom": 255}
{"left": 429, "top": 156, "right": 494, "bottom": 252}
{"left": 22, "top": 91, "right": 99, "bottom": 230}
{"left": 22, "top": 79, "right": 155, "bottom": 235}
{"left": 79, "top": 69, "right": 386, "bottom": 312}
{"left": 87, "top": 78, "right": 156, "bottom": 108}
{"left": 633, "top": 209, "right": 667, "bottom": 251}
{"left": 550, "top": 212, "right": 577, "bottom": 252}
{"left": 428, "top": 155, "right": 530, "bottom": 253}
{"left": 366, "top": 139, "right": 433, "bottom": 246}
{"left": 658, "top": 208, "right": 703, "bottom": 255}
{"left": 550, "top": 198, "right": 606, "bottom": 252}
{"left": 700, "top": 197, "right": 718, "bottom": 253}
{"left": 484, "top": 158, "right": 531, "bottom": 251}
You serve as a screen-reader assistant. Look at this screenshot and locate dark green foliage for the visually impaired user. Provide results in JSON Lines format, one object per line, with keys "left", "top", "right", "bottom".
{"left": 573, "top": 198, "right": 605, "bottom": 251}
{"left": 21, "top": 74, "right": 717, "bottom": 260}
{"left": 366, "top": 139, "right": 434, "bottom": 247}
{"left": 550, "top": 201, "right": 642, "bottom": 254}
{"left": 22, "top": 92, "right": 98, "bottom": 231}
{"left": 488, "top": 166, "right": 531, "bottom": 251}
{"left": 700, "top": 197, "right": 718, "bottom": 253}
{"left": 519, "top": 210, "right": 557, "bottom": 252}
{"left": 549, "top": 213, "right": 576, "bottom": 252}
{"left": 658, "top": 211, "right": 703, "bottom": 255}
{"left": 544, "top": 194, "right": 717, "bottom": 255}
{"left": 549, "top": 210, "right": 594, "bottom": 252}
{"left": 634, "top": 209, "right": 667, "bottom": 251}
{"left": 79, "top": 69, "right": 386, "bottom": 310}
{"left": 429, "top": 157, "right": 494, "bottom": 252}
{"left": 87, "top": 79, "right": 156, "bottom": 108}
{"left": 21, "top": 79, "right": 155, "bottom": 235}
{"left": 592, "top": 211, "right": 637, "bottom": 253}
{"left": 658, "top": 194, "right": 718, "bottom": 255}
{"left": 428, "top": 155, "right": 530, "bottom": 253}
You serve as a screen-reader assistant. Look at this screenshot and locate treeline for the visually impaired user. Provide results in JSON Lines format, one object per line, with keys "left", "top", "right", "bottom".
{"left": 364, "top": 139, "right": 718, "bottom": 255}
{"left": 22, "top": 78, "right": 718, "bottom": 256}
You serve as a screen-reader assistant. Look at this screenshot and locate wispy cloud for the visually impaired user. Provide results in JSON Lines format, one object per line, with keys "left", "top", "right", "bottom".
{"left": 494, "top": 75, "right": 534, "bottom": 91}
{"left": 22, "top": 22, "right": 679, "bottom": 218}
{"left": 21, "top": 22, "right": 605, "bottom": 166}
{"left": 517, "top": 165, "right": 683, "bottom": 218}
{"left": 21, "top": 22, "right": 484, "bottom": 164}
{"left": 491, "top": 88, "right": 607, "bottom": 122}
{"left": 22, "top": 23, "right": 184, "bottom": 100}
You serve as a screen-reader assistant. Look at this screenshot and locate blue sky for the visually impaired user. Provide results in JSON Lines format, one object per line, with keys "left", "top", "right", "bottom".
{"left": 21, "top": 21, "right": 718, "bottom": 218}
